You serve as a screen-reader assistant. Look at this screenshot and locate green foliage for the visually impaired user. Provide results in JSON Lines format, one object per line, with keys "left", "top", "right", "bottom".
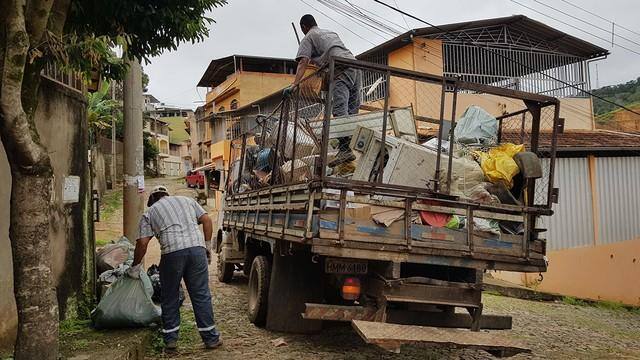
{"left": 67, "top": 0, "right": 228, "bottom": 64}
{"left": 87, "top": 81, "right": 122, "bottom": 141}
{"left": 163, "top": 116, "right": 191, "bottom": 144}
{"left": 142, "top": 72, "right": 150, "bottom": 92}
{"left": 143, "top": 133, "right": 160, "bottom": 166}
{"left": 592, "top": 77, "right": 640, "bottom": 116}
{"left": 100, "top": 188, "right": 123, "bottom": 221}
{"left": 562, "top": 296, "right": 589, "bottom": 307}
{"left": 562, "top": 296, "right": 640, "bottom": 315}
{"left": 32, "top": 1, "right": 227, "bottom": 84}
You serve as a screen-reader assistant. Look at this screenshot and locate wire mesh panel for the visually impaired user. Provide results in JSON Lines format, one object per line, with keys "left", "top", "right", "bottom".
{"left": 225, "top": 57, "right": 559, "bottom": 211}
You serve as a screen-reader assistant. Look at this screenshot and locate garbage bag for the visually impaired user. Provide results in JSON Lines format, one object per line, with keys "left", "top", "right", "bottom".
{"left": 473, "top": 143, "right": 525, "bottom": 188}
{"left": 473, "top": 218, "right": 501, "bottom": 235}
{"left": 96, "top": 237, "right": 132, "bottom": 274}
{"left": 465, "top": 182, "right": 501, "bottom": 204}
{"left": 147, "top": 264, "right": 185, "bottom": 306}
{"left": 92, "top": 271, "right": 161, "bottom": 329}
{"left": 454, "top": 106, "right": 498, "bottom": 145}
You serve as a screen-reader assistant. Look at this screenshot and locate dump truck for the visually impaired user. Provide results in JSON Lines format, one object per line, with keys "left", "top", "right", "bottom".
{"left": 215, "top": 58, "right": 561, "bottom": 356}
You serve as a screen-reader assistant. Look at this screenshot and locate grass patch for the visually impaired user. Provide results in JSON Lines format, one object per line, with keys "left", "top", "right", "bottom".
{"left": 59, "top": 318, "right": 96, "bottom": 352}
{"left": 562, "top": 296, "right": 640, "bottom": 315}
{"left": 149, "top": 307, "right": 201, "bottom": 354}
{"left": 562, "top": 296, "right": 589, "bottom": 307}
{"left": 100, "top": 189, "right": 123, "bottom": 221}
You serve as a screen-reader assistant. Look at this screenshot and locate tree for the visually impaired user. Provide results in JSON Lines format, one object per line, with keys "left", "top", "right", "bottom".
{"left": 87, "top": 81, "right": 121, "bottom": 142}
{"left": 0, "top": 1, "right": 226, "bottom": 358}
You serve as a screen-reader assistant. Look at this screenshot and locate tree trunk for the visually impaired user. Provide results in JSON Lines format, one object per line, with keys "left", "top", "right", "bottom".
{"left": 10, "top": 167, "right": 59, "bottom": 360}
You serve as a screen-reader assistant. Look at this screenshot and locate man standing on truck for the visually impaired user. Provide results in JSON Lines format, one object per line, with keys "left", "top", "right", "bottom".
{"left": 127, "top": 185, "right": 222, "bottom": 351}
{"left": 285, "top": 14, "right": 362, "bottom": 167}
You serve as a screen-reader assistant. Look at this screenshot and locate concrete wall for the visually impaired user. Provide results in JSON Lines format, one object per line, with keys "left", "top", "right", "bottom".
{"left": 495, "top": 238, "right": 640, "bottom": 305}
{"left": 0, "top": 78, "right": 93, "bottom": 351}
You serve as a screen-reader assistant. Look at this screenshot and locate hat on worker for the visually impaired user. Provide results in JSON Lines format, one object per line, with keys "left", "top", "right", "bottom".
{"left": 147, "top": 185, "right": 169, "bottom": 207}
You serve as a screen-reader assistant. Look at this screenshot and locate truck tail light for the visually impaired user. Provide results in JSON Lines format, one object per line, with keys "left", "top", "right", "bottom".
{"left": 341, "top": 277, "right": 361, "bottom": 301}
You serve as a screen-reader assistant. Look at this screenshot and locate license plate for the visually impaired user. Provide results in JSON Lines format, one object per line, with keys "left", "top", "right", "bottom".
{"left": 325, "top": 258, "right": 368, "bottom": 274}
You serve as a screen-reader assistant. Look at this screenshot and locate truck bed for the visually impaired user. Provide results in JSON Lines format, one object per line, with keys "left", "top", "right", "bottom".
{"left": 223, "top": 181, "right": 547, "bottom": 273}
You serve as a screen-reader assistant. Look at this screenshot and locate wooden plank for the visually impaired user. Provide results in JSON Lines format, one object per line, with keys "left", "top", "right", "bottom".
{"left": 351, "top": 320, "right": 530, "bottom": 355}
{"left": 386, "top": 310, "right": 512, "bottom": 330}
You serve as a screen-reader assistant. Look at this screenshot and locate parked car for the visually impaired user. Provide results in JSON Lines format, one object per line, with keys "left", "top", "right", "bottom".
{"left": 185, "top": 170, "right": 205, "bottom": 189}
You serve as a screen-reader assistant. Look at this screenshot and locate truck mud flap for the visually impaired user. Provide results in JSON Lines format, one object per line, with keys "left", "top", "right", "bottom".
{"left": 351, "top": 320, "right": 530, "bottom": 357}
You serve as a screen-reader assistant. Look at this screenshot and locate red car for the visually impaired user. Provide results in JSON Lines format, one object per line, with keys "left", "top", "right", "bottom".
{"left": 185, "top": 170, "right": 205, "bottom": 189}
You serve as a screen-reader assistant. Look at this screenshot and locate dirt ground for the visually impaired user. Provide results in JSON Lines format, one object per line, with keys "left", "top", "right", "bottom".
{"left": 143, "top": 258, "right": 640, "bottom": 360}
{"left": 95, "top": 178, "right": 640, "bottom": 360}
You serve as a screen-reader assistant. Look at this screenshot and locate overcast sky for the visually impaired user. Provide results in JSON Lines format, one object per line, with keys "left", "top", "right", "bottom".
{"left": 145, "top": 0, "right": 640, "bottom": 110}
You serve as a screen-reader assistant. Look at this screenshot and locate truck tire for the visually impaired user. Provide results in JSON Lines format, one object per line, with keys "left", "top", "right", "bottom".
{"left": 265, "top": 242, "right": 323, "bottom": 334}
{"left": 217, "top": 250, "right": 235, "bottom": 283}
{"left": 247, "top": 256, "right": 271, "bottom": 326}
{"left": 244, "top": 246, "right": 256, "bottom": 277}
{"left": 514, "top": 151, "right": 542, "bottom": 179}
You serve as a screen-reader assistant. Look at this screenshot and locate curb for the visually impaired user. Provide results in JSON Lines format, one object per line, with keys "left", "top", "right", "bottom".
{"left": 65, "top": 328, "right": 155, "bottom": 360}
{"left": 483, "top": 276, "right": 563, "bottom": 302}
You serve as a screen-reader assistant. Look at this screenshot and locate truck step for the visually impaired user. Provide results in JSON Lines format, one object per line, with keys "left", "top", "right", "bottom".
{"left": 351, "top": 320, "right": 530, "bottom": 357}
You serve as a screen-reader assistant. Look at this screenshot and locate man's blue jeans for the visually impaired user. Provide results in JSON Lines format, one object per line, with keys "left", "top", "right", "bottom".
{"left": 159, "top": 246, "right": 220, "bottom": 344}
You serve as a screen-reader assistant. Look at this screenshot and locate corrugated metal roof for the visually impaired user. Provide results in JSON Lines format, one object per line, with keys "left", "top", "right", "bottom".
{"left": 596, "top": 157, "right": 640, "bottom": 244}
{"left": 197, "top": 55, "right": 296, "bottom": 88}
{"left": 358, "top": 15, "right": 609, "bottom": 60}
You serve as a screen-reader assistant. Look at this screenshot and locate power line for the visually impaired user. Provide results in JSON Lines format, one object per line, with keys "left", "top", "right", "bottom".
{"left": 306, "top": 0, "right": 445, "bottom": 70}
{"left": 510, "top": 0, "right": 640, "bottom": 56}
{"left": 317, "top": 0, "right": 399, "bottom": 37}
{"left": 373, "top": 0, "right": 640, "bottom": 117}
{"left": 558, "top": 0, "right": 640, "bottom": 38}
{"left": 392, "top": 0, "right": 411, "bottom": 30}
{"left": 344, "top": 0, "right": 407, "bottom": 33}
{"left": 531, "top": 0, "right": 640, "bottom": 50}
{"left": 299, "top": 0, "right": 379, "bottom": 46}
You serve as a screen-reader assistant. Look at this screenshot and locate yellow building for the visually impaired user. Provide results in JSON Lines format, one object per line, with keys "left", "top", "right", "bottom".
{"left": 357, "top": 15, "right": 606, "bottom": 132}
{"left": 195, "top": 55, "right": 299, "bottom": 224}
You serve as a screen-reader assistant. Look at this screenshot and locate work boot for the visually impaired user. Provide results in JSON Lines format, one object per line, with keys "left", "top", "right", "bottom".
{"left": 328, "top": 151, "right": 356, "bottom": 168}
{"left": 164, "top": 340, "right": 177, "bottom": 352}
{"left": 204, "top": 337, "right": 223, "bottom": 350}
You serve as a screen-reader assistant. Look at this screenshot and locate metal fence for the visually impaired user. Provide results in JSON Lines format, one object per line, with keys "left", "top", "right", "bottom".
{"left": 443, "top": 43, "right": 589, "bottom": 98}
{"left": 226, "top": 57, "right": 560, "bottom": 210}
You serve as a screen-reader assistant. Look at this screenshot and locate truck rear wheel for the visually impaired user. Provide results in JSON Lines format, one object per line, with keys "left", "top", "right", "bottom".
{"left": 247, "top": 256, "right": 271, "bottom": 326}
{"left": 266, "top": 242, "right": 323, "bottom": 334}
{"left": 217, "top": 250, "right": 235, "bottom": 283}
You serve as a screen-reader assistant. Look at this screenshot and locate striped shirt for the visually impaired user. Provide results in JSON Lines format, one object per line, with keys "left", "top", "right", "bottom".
{"left": 138, "top": 196, "right": 207, "bottom": 255}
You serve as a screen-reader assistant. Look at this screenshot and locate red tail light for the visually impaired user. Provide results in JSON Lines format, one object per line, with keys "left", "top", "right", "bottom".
{"left": 341, "top": 277, "right": 361, "bottom": 301}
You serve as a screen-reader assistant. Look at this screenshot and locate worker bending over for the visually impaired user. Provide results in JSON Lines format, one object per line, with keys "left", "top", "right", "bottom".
{"left": 128, "top": 185, "right": 222, "bottom": 352}
{"left": 286, "top": 14, "right": 362, "bottom": 167}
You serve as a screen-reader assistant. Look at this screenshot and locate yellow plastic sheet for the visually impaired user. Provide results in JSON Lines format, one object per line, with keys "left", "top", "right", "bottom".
{"left": 474, "top": 143, "right": 525, "bottom": 188}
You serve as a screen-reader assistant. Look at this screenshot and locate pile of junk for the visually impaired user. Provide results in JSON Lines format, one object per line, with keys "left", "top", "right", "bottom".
{"left": 91, "top": 237, "right": 184, "bottom": 329}
{"left": 229, "top": 104, "right": 543, "bottom": 236}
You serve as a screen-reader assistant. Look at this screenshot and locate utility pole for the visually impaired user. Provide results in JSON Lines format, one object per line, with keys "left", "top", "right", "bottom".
{"left": 110, "top": 81, "right": 117, "bottom": 189}
{"left": 123, "top": 58, "right": 145, "bottom": 242}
